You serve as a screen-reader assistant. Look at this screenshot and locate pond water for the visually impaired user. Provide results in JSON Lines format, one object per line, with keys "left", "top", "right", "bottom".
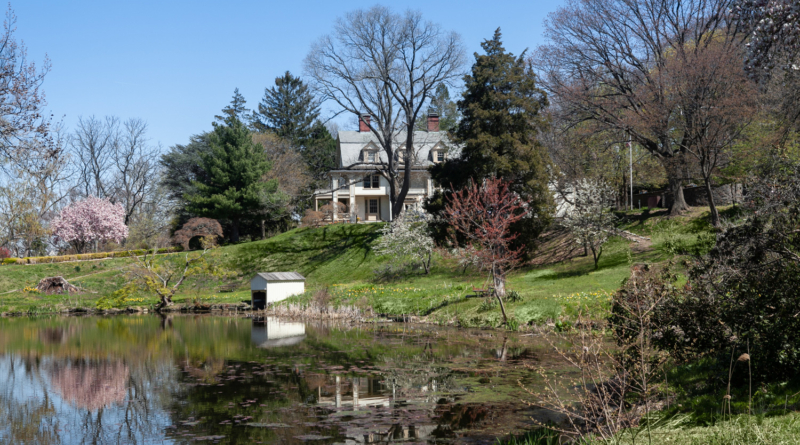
{"left": 0, "top": 315, "right": 572, "bottom": 444}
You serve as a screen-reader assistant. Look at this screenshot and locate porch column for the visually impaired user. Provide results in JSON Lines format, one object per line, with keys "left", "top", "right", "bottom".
{"left": 332, "top": 178, "right": 338, "bottom": 221}
{"left": 349, "top": 176, "right": 356, "bottom": 222}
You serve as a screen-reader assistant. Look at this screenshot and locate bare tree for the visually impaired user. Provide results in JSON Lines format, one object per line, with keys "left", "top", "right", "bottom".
{"left": 0, "top": 6, "right": 58, "bottom": 172}
{"left": 70, "top": 116, "right": 160, "bottom": 225}
{"left": 667, "top": 39, "right": 758, "bottom": 226}
{"left": 305, "top": 6, "right": 465, "bottom": 217}
{"left": 536, "top": 0, "right": 742, "bottom": 215}
{"left": 0, "top": 126, "right": 72, "bottom": 256}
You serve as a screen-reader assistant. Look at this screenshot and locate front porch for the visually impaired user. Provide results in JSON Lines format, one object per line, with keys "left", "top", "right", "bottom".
{"left": 313, "top": 193, "right": 426, "bottom": 223}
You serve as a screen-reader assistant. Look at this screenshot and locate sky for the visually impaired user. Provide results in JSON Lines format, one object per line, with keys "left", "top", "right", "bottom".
{"left": 17, "top": 1, "right": 566, "bottom": 151}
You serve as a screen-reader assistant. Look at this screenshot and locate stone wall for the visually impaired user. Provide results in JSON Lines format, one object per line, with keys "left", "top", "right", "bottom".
{"left": 631, "top": 184, "right": 743, "bottom": 209}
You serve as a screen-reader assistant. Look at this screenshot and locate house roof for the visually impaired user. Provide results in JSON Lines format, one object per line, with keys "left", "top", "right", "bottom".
{"left": 253, "top": 272, "right": 306, "bottom": 282}
{"left": 337, "top": 130, "right": 460, "bottom": 169}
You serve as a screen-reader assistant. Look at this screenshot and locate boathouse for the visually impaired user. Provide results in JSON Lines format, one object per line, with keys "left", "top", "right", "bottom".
{"left": 250, "top": 272, "right": 305, "bottom": 310}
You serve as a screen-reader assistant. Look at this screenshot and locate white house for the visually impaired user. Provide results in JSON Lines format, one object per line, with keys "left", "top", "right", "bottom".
{"left": 314, "top": 113, "right": 458, "bottom": 222}
{"left": 250, "top": 272, "right": 305, "bottom": 309}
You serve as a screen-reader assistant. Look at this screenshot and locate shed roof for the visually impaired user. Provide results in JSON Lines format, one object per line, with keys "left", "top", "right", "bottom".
{"left": 253, "top": 272, "right": 305, "bottom": 282}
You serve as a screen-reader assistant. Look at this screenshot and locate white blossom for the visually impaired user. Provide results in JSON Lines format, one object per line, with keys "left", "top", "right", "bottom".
{"left": 562, "top": 179, "right": 617, "bottom": 269}
{"left": 375, "top": 212, "right": 434, "bottom": 274}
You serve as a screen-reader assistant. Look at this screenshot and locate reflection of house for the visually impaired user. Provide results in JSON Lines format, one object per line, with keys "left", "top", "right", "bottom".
{"left": 313, "top": 375, "right": 437, "bottom": 444}
{"left": 314, "top": 113, "right": 458, "bottom": 222}
{"left": 250, "top": 318, "right": 306, "bottom": 348}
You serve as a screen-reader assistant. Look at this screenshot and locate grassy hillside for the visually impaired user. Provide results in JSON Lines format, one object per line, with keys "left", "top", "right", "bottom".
{"left": 0, "top": 207, "right": 721, "bottom": 323}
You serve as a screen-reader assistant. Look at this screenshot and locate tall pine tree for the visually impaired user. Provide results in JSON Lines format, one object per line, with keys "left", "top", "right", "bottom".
{"left": 187, "top": 109, "right": 276, "bottom": 243}
{"left": 428, "top": 29, "right": 554, "bottom": 251}
{"left": 215, "top": 88, "right": 250, "bottom": 124}
{"left": 250, "top": 71, "right": 320, "bottom": 145}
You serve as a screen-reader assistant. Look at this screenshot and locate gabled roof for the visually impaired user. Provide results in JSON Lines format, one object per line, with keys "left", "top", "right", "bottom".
{"left": 253, "top": 272, "right": 305, "bottom": 282}
{"left": 337, "top": 130, "right": 460, "bottom": 170}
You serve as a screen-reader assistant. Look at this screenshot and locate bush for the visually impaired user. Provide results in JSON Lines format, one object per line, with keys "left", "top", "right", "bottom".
{"left": 0, "top": 247, "right": 10, "bottom": 259}
{"left": 301, "top": 210, "right": 325, "bottom": 227}
{"left": 647, "top": 158, "right": 800, "bottom": 381}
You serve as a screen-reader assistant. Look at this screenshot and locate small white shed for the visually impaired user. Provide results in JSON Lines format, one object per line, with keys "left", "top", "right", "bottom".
{"left": 250, "top": 272, "right": 305, "bottom": 309}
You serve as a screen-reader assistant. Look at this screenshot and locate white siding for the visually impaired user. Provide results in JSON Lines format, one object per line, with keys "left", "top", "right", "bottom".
{"left": 266, "top": 281, "right": 305, "bottom": 303}
{"left": 250, "top": 275, "right": 268, "bottom": 291}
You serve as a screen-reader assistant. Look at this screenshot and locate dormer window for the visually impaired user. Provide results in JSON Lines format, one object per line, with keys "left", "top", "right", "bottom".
{"left": 363, "top": 148, "right": 378, "bottom": 163}
{"left": 432, "top": 148, "right": 447, "bottom": 163}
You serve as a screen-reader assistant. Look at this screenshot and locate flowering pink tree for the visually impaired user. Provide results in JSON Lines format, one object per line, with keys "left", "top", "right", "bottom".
{"left": 51, "top": 197, "right": 128, "bottom": 253}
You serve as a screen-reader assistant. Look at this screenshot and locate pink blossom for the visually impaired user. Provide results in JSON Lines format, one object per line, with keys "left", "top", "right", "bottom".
{"left": 51, "top": 197, "right": 128, "bottom": 252}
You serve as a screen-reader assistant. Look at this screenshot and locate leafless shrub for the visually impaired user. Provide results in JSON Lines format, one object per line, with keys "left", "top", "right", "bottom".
{"left": 522, "top": 265, "right": 673, "bottom": 442}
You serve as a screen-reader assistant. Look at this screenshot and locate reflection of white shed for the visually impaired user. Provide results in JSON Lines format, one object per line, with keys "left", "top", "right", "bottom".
{"left": 250, "top": 272, "right": 305, "bottom": 309}
{"left": 251, "top": 318, "right": 306, "bottom": 348}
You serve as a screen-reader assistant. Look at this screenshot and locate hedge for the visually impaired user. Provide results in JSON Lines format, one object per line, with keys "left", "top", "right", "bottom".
{"left": 1, "top": 247, "right": 183, "bottom": 265}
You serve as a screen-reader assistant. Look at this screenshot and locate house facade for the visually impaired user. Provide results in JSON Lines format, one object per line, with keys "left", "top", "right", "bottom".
{"left": 314, "top": 114, "right": 456, "bottom": 222}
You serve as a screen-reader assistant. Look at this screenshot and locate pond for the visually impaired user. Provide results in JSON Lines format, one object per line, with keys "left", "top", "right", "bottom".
{"left": 0, "top": 315, "right": 573, "bottom": 444}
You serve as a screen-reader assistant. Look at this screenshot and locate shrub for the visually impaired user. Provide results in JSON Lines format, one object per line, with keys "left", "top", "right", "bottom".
{"left": 505, "top": 290, "right": 523, "bottom": 303}
{"left": 648, "top": 158, "right": 800, "bottom": 380}
{"left": 0, "top": 247, "right": 10, "bottom": 259}
{"left": 301, "top": 210, "right": 325, "bottom": 227}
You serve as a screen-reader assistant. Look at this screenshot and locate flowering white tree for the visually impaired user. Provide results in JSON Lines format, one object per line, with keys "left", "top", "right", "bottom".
{"left": 51, "top": 196, "right": 128, "bottom": 253}
{"left": 563, "top": 179, "right": 617, "bottom": 270}
{"left": 375, "top": 212, "right": 434, "bottom": 274}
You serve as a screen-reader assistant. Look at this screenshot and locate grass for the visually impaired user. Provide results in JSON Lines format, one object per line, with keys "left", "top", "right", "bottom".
{"left": 0, "top": 207, "right": 719, "bottom": 325}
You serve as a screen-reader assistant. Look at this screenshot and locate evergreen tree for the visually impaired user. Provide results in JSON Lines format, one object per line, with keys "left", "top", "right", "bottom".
{"left": 428, "top": 29, "right": 554, "bottom": 251}
{"left": 415, "top": 84, "right": 460, "bottom": 132}
{"left": 215, "top": 88, "right": 250, "bottom": 124}
{"left": 186, "top": 114, "right": 276, "bottom": 243}
{"left": 250, "top": 71, "right": 320, "bottom": 145}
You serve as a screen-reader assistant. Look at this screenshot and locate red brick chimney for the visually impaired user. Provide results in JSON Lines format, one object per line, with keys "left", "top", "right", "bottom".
{"left": 359, "top": 114, "right": 371, "bottom": 132}
{"left": 427, "top": 112, "right": 440, "bottom": 132}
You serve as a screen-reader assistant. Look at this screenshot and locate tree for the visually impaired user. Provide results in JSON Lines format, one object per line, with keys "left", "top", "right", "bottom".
{"left": 536, "top": 0, "right": 740, "bottom": 215}
{"left": 665, "top": 39, "right": 758, "bottom": 226}
{"left": 128, "top": 237, "right": 227, "bottom": 309}
{"left": 186, "top": 112, "right": 276, "bottom": 243}
{"left": 562, "top": 179, "right": 617, "bottom": 270}
{"left": 214, "top": 88, "right": 249, "bottom": 124}
{"left": 375, "top": 213, "right": 434, "bottom": 274}
{"left": 249, "top": 71, "right": 320, "bottom": 143}
{"left": 305, "top": 5, "right": 466, "bottom": 218}
{"left": 51, "top": 197, "right": 129, "bottom": 253}
{"left": 444, "top": 177, "right": 527, "bottom": 325}
{"left": 70, "top": 116, "right": 160, "bottom": 225}
{"left": 159, "top": 133, "right": 211, "bottom": 218}
{"left": 0, "top": 6, "right": 58, "bottom": 172}
{"left": 430, "top": 29, "right": 553, "bottom": 250}
{"left": 172, "top": 217, "right": 224, "bottom": 250}
{"left": 734, "top": 0, "right": 800, "bottom": 74}
{"left": 734, "top": 1, "right": 800, "bottom": 135}
{"left": 0, "top": 132, "right": 72, "bottom": 256}
{"left": 414, "top": 84, "right": 459, "bottom": 132}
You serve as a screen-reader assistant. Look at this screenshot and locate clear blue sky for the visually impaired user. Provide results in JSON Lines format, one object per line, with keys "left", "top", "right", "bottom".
{"left": 18, "top": 1, "right": 565, "bottom": 150}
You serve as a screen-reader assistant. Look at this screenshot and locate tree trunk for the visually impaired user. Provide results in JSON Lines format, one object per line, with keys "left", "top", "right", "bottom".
{"left": 704, "top": 179, "right": 720, "bottom": 227}
{"left": 230, "top": 219, "right": 240, "bottom": 243}
{"left": 261, "top": 220, "right": 266, "bottom": 240}
{"left": 492, "top": 264, "right": 509, "bottom": 325}
{"left": 591, "top": 245, "right": 602, "bottom": 270}
{"left": 668, "top": 176, "right": 690, "bottom": 216}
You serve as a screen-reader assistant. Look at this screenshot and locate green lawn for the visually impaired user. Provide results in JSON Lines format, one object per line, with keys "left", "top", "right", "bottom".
{"left": 0, "top": 208, "right": 717, "bottom": 324}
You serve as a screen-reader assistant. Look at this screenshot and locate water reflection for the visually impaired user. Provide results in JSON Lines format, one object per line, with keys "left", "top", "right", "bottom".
{"left": 0, "top": 315, "right": 561, "bottom": 444}
{"left": 251, "top": 317, "right": 306, "bottom": 348}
